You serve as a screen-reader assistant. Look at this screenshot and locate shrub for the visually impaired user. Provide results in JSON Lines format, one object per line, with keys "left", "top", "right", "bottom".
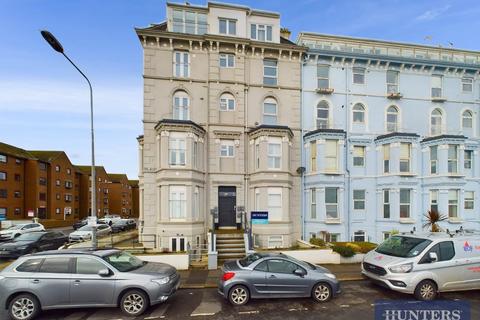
{"left": 309, "top": 238, "right": 326, "bottom": 247}
{"left": 332, "top": 242, "right": 377, "bottom": 254}
{"left": 331, "top": 244, "right": 355, "bottom": 258}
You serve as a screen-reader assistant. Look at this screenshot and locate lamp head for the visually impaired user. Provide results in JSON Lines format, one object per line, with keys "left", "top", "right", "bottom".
{"left": 40, "top": 30, "right": 64, "bottom": 53}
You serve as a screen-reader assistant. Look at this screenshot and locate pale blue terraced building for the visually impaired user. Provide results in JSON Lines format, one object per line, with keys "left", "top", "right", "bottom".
{"left": 297, "top": 33, "right": 480, "bottom": 243}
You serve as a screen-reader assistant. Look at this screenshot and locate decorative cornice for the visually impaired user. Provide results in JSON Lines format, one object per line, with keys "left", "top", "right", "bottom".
{"left": 248, "top": 125, "right": 293, "bottom": 139}
{"left": 304, "top": 128, "right": 346, "bottom": 139}
{"left": 154, "top": 119, "right": 206, "bottom": 136}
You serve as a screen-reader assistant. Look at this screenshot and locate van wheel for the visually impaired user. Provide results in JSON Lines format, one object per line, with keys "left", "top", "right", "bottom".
{"left": 414, "top": 280, "right": 437, "bottom": 301}
{"left": 228, "top": 285, "right": 250, "bottom": 306}
{"left": 120, "top": 289, "right": 149, "bottom": 316}
{"left": 312, "top": 282, "right": 332, "bottom": 302}
{"left": 8, "top": 293, "right": 40, "bottom": 320}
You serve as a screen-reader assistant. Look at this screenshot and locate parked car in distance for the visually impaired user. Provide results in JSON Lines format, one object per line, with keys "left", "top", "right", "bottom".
{"left": 362, "top": 231, "right": 480, "bottom": 301}
{"left": 0, "top": 249, "right": 180, "bottom": 320}
{"left": 0, "top": 223, "right": 45, "bottom": 242}
{"left": 69, "top": 224, "right": 111, "bottom": 242}
{"left": 111, "top": 219, "right": 137, "bottom": 233}
{"left": 0, "top": 231, "right": 67, "bottom": 259}
{"left": 98, "top": 214, "right": 122, "bottom": 226}
{"left": 72, "top": 219, "right": 107, "bottom": 230}
{"left": 218, "top": 252, "right": 340, "bottom": 306}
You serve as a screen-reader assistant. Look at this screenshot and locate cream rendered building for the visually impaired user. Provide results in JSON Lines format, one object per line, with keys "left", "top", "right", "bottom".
{"left": 136, "top": 1, "right": 305, "bottom": 251}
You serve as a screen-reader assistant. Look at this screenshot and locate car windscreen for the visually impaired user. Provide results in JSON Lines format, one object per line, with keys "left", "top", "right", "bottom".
{"left": 103, "top": 251, "right": 146, "bottom": 272}
{"left": 77, "top": 226, "right": 94, "bottom": 232}
{"left": 113, "top": 220, "right": 127, "bottom": 225}
{"left": 239, "top": 253, "right": 263, "bottom": 267}
{"left": 376, "top": 236, "right": 432, "bottom": 258}
{"left": 15, "top": 233, "right": 44, "bottom": 241}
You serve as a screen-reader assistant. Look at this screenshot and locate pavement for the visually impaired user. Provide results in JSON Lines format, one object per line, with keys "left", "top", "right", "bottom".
{"left": 17, "top": 281, "right": 480, "bottom": 320}
{"left": 178, "top": 263, "right": 363, "bottom": 289}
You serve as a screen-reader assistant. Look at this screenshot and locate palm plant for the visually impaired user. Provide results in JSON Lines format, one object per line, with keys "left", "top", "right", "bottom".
{"left": 423, "top": 210, "right": 448, "bottom": 232}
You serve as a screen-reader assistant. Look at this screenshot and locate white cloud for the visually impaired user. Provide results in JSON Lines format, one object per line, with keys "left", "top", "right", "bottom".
{"left": 416, "top": 5, "right": 451, "bottom": 21}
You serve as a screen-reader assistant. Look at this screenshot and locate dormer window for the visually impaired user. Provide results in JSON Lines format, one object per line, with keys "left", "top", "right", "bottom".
{"left": 172, "top": 9, "right": 207, "bottom": 35}
{"left": 219, "top": 18, "right": 236, "bottom": 35}
{"left": 251, "top": 24, "right": 273, "bottom": 42}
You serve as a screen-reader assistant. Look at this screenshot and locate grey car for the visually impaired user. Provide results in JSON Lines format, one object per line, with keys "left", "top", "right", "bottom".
{"left": 0, "top": 249, "right": 180, "bottom": 320}
{"left": 218, "top": 252, "right": 341, "bottom": 305}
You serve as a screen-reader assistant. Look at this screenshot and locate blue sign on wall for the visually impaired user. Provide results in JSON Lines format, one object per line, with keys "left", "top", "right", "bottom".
{"left": 251, "top": 211, "right": 268, "bottom": 224}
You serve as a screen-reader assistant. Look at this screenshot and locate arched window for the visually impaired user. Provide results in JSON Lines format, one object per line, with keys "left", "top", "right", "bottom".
{"left": 352, "top": 103, "right": 365, "bottom": 124}
{"left": 316, "top": 101, "right": 329, "bottom": 129}
{"left": 462, "top": 110, "right": 473, "bottom": 129}
{"left": 386, "top": 106, "right": 399, "bottom": 132}
{"left": 219, "top": 93, "right": 235, "bottom": 111}
{"left": 431, "top": 109, "right": 442, "bottom": 136}
{"left": 263, "top": 97, "right": 277, "bottom": 125}
{"left": 173, "top": 91, "right": 189, "bottom": 120}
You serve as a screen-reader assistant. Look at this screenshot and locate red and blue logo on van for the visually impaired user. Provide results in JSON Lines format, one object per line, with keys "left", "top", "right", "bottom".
{"left": 463, "top": 241, "right": 473, "bottom": 252}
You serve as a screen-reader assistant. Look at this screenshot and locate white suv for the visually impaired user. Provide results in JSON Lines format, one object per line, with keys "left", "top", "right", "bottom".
{"left": 0, "top": 223, "right": 45, "bottom": 241}
{"left": 98, "top": 214, "right": 121, "bottom": 226}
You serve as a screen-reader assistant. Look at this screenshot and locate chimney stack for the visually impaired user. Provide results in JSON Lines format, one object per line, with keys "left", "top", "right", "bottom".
{"left": 280, "top": 27, "right": 291, "bottom": 40}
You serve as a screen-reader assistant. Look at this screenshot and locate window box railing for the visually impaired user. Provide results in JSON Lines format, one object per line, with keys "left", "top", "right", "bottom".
{"left": 431, "top": 96, "right": 447, "bottom": 102}
{"left": 387, "top": 92, "right": 402, "bottom": 99}
{"left": 316, "top": 87, "right": 334, "bottom": 94}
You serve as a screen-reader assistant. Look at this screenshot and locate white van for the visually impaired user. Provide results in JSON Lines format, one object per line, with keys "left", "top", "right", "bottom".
{"left": 362, "top": 230, "right": 480, "bottom": 300}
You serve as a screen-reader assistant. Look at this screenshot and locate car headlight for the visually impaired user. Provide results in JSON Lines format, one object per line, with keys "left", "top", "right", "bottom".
{"left": 389, "top": 263, "right": 413, "bottom": 273}
{"left": 324, "top": 273, "right": 336, "bottom": 279}
{"left": 152, "top": 277, "right": 170, "bottom": 285}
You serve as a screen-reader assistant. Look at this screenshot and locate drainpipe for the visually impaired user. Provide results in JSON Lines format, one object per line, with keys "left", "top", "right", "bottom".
{"left": 345, "top": 65, "right": 351, "bottom": 241}
{"left": 244, "top": 85, "right": 249, "bottom": 233}
{"left": 206, "top": 41, "right": 211, "bottom": 242}
{"left": 300, "top": 55, "right": 306, "bottom": 240}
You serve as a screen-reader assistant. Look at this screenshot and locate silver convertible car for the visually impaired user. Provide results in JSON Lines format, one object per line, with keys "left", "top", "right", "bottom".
{"left": 218, "top": 253, "right": 340, "bottom": 305}
{"left": 0, "top": 249, "right": 180, "bottom": 320}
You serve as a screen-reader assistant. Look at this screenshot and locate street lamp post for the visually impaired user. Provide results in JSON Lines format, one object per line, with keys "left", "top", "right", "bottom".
{"left": 40, "top": 30, "right": 97, "bottom": 249}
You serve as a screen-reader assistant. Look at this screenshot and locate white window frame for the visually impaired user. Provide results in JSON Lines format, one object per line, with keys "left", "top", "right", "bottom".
{"left": 263, "top": 97, "right": 278, "bottom": 125}
{"left": 462, "top": 110, "right": 473, "bottom": 129}
{"left": 462, "top": 77, "right": 473, "bottom": 92}
{"left": 448, "top": 189, "right": 459, "bottom": 218}
{"left": 173, "top": 91, "right": 190, "bottom": 120}
{"left": 353, "top": 231, "right": 366, "bottom": 242}
{"left": 353, "top": 67, "right": 365, "bottom": 84}
{"left": 169, "top": 136, "right": 186, "bottom": 166}
{"left": 255, "top": 141, "right": 260, "bottom": 170}
{"left": 353, "top": 189, "right": 366, "bottom": 210}
{"left": 383, "top": 144, "right": 390, "bottom": 173}
{"left": 219, "top": 93, "right": 235, "bottom": 111}
{"left": 353, "top": 145, "right": 365, "bottom": 167}
{"left": 399, "top": 189, "right": 411, "bottom": 218}
{"left": 267, "top": 235, "right": 284, "bottom": 249}
{"left": 325, "top": 140, "right": 338, "bottom": 172}
{"left": 193, "top": 187, "right": 200, "bottom": 221}
{"left": 386, "top": 70, "right": 399, "bottom": 94}
{"left": 0, "top": 154, "right": 6, "bottom": 163}
{"left": 310, "top": 188, "right": 316, "bottom": 219}
{"left": 169, "top": 236, "right": 186, "bottom": 252}
{"left": 255, "top": 188, "right": 261, "bottom": 210}
{"left": 172, "top": 10, "right": 207, "bottom": 35}
{"left": 267, "top": 187, "right": 282, "bottom": 221}
{"left": 219, "top": 53, "right": 235, "bottom": 68}
{"left": 220, "top": 140, "right": 235, "bottom": 158}
{"left": 465, "top": 191, "right": 474, "bottom": 210}
{"left": 352, "top": 103, "right": 365, "bottom": 124}
{"left": 263, "top": 59, "right": 277, "bottom": 86}
{"left": 317, "top": 65, "right": 330, "bottom": 89}
{"left": 310, "top": 141, "right": 317, "bottom": 172}
{"left": 250, "top": 24, "right": 273, "bottom": 42}
{"left": 169, "top": 186, "right": 187, "bottom": 220}
{"left": 431, "top": 74, "right": 443, "bottom": 98}
{"left": 267, "top": 138, "right": 282, "bottom": 170}
{"left": 430, "top": 190, "right": 438, "bottom": 213}
{"left": 430, "top": 145, "right": 438, "bottom": 174}
{"left": 325, "top": 187, "right": 338, "bottom": 219}
{"left": 399, "top": 143, "right": 411, "bottom": 173}
{"left": 386, "top": 106, "right": 399, "bottom": 132}
{"left": 464, "top": 150, "right": 473, "bottom": 170}
{"left": 173, "top": 51, "right": 190, "bottom": 78}
{"left": 383, "top": 189, "right": 390, "bottom": 219}
{"left": 448, "top": 145, "right": 458, "bottom": 174}
{"left": 430, "top": 109, "right": 443, "bottom": 136}
{"left": 316, "top": 101, "right": 330, "bottom": 129}
{"left": 219, "top": 18, "right": 236, "bottom": 35}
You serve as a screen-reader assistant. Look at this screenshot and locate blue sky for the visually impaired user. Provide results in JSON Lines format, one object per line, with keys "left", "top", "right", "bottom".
{"left": 1, "top": 0, "right": 479, "bottom": 179}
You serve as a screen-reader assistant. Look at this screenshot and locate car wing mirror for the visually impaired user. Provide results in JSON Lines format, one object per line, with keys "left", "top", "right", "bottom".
{"left": 293, "top": 269, "right": 305, "bottom": 277}
{"left": 98, "top": 268, "right": 111, "bottom": 277}
{"left": 428, "top": 252, "right": 438, "bottom": 263}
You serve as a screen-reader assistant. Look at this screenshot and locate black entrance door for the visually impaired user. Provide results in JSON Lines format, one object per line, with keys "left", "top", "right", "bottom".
{"left": 218, "top": 186, "right": 236, "bottom": 228}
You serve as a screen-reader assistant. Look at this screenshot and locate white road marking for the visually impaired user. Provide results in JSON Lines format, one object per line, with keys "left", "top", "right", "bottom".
{"left": 340, "top": 304, "right": 350, "bottom": 308}
{"left": 288, "top": 308, "right": 308, "bottom": 311}
{"left": 191, "top": 312, "right": 216, "bottom": 317}
{"left": 238, "top": 310, "right": 259, "bottom": 315}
